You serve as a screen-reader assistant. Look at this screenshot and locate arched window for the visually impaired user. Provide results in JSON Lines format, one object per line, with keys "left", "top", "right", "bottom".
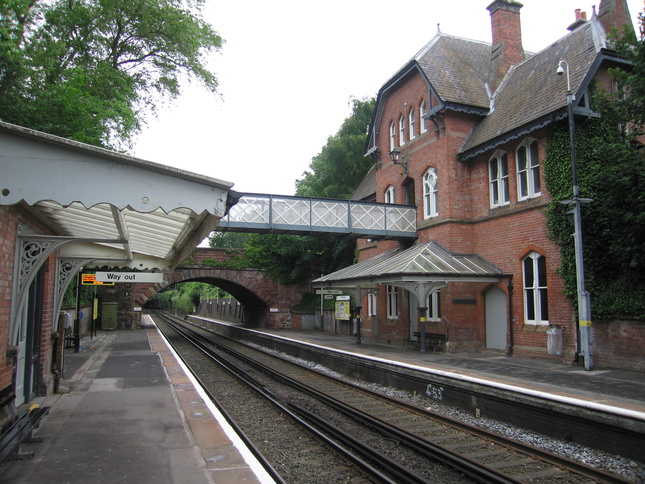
{"left": 489, "top": 151, "right": 509, "bottom": 208}
{"left": 423, "top": 168, "right": 438, "bottom": 218}
{"left": 420, "top": 100, "right": 427, "bottom": 134}
{"left": 399, "top": 115, "right": 405, "bottom": 146}
{"left": 516, "top": 139, "right": 541, "bottom": 200}
{"left": 523, "top": 252, "right": 549, "bottom": 325}
{"left": 389, "top": 121, "right": 396, "bottom": 152}
{"left": 385, "top": 185, "right": 395, "bottom": 204}
{"left": 409, "top": 108, "right": 416, "bottom": 140}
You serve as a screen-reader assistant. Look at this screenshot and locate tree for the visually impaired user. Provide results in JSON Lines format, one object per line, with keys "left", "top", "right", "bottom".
{"left": 611, "top": 13, "right": 645, "bottom": 129}
{"left": 296, "top": 97, "right": 376, "bottom": 198}
{"left": 242, "top": 97, "right": 376, "bottom": 284}
{"left": 0, "top": 0, "right": 222, "bottom": 150}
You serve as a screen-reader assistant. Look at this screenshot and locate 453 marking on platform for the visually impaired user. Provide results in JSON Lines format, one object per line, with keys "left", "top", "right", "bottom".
{"left": 426, "top": 384, "right": 444, "bottom": 400}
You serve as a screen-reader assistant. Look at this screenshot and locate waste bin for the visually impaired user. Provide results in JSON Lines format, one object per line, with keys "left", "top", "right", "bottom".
{"left": 547, "top": 325, "right": 563, "bottom": 355}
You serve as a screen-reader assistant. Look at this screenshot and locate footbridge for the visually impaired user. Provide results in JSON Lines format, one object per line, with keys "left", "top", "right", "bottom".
{"left": 218, "top": 193, "right": 417, "bottom": 239}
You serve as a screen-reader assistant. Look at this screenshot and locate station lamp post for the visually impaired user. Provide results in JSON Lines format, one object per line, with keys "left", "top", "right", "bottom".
{"left": 556, "top": 60, "right": 593, "bottom": 371}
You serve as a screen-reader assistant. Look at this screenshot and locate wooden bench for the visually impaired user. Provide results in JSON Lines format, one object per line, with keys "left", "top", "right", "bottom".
{"left": 413, "top": 332, "right": 446, "bottom": 352}
{"left": 0, "top": 386, "right": 50, "bottom": 463}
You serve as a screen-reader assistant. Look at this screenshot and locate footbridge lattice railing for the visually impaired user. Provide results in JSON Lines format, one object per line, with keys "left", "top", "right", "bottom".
{"left": 217, "top": 194, "right": 417, "bottom": 239}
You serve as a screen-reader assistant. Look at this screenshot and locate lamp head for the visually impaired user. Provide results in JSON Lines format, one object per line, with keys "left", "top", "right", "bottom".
{"left": 556, "top": 65, "right": 565, "bottom": 76}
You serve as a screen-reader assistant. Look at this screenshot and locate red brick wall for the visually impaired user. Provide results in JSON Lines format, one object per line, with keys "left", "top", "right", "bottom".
{"left": 0, "top": 205, "right": 57, "bottom": 396}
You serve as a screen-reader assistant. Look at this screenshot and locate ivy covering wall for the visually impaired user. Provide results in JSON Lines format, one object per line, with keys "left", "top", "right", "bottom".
{"left": 544, "top": 89, "right": 645, "bottom": 320}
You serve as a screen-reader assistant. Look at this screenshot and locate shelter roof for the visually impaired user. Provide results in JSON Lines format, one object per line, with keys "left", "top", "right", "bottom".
{"left": 0, "top": 121, "right": 236, "bottom": 270}
{"left": 313, "top": 241, "right": 502, "bottom": 287}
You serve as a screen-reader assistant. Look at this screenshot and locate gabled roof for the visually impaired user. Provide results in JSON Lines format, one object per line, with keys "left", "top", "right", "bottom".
{"left": 366, "top": 33, "right": 493, "bottom": 155}
{"left": 415, "top": 34, "right": 492, "bottom": 109}
{"left": 459, "top": 18, "right": 608, "bottom": 159}
{"left": 313, "top": 241, "right": 502, "bottom": 287}
{"left": 365, "top": 12, "right": 632, "bottom": 161}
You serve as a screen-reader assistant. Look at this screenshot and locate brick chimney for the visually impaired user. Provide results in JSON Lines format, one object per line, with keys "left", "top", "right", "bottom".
{"left": 568, "top": 9, "right": 588, "bottom": 31}
{"left": 597, "top": 0, "right": 635, "bottom": 37}
{"left": 487, "top": 0, "right": 525, "bottom": 93}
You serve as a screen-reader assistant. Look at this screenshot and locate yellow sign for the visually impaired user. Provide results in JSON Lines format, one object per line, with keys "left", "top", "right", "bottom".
{"left": 335, "top": 299, "right": 351, "bottom": 320}
{"left": 81, "top": 274, "right": 114, "bottom": 286}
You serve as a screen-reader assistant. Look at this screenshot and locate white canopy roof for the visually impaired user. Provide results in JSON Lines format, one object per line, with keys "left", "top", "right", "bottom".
{"left": 0, "top": 121, "right": 235, "bottom": 271}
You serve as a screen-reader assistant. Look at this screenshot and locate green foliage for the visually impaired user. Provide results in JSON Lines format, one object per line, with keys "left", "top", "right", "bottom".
{"left": 61, "top": 280, "right": 97, "bottom": 308}
{"left": 609, "top": 13, "right": 645, "bottom": 130}
{"left": 208, "top": 231, "right": 252, "bottom": 249}
{"left": 0, "top": 0, "right": 222, "bottom": 149}
{"left": 244, "top": 98, "right": 375, "bottom": 285}
{"left": 245, "top": 233, "right": 356, "bottom": 285}
{"left": 545, "top": 89, "right": 645, "bottom": 319}
{"left": 201, "top": 251, "right": 252, "bottom": 270}
{"left": 291, "top": 292, "right": 336, "bottom": 313}
{"left": 148, "top": 282, "right": 230, "bottom": 314}
{"left": 296, "top": 97, "right": 376, "bottom": 198}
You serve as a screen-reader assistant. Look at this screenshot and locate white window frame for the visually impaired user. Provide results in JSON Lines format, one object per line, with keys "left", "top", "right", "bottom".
{"left": 387, "top": 285, "right": 398, "bottom": 319}
{"left": 516, "top": 139, "right": 541, "bottom": 200}
{"left": 385, "top": 185, "right": 395, "bottom": 204}
{"left": 423, "top": 168, "right": 438, "bottom": 218}
{"left": 523, "top": 252, "right": 549, "bottom": 325}
{"left": 367, "top": 292, "right": 377, "bottom": 317}
{"left": 489, "top": 151, "right": 510, "bottom": 208}
{"left": 427, "top": 291, "right": 441, "bottom": 322}
{"left": 409, "top": 108, "right": 416, "bottom": 140}
{"left": 399, "top": 115, "right": 405, "bottom": 146}
{"left": 389, "top": 121, "right": 396, "bottom": 152}
{"left": 420, "top": 100, "right": 427, "bottom": 134}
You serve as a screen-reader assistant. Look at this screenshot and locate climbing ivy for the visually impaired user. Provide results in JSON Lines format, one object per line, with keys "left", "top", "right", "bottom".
{"left": 544, "top": 87, "right": 645, "bottom": 319}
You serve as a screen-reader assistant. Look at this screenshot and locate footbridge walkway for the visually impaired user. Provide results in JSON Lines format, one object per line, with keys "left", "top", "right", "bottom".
{"left": 218, "top": 193, "right": 417, "bottom": 239}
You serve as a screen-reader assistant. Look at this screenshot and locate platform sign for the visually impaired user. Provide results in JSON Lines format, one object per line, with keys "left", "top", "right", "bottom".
{"left": 81, "top": 274, "right": 114, "bottom": 286}
{"left": 95, "top": 272, "right": 164, "bottom": 283}
{"left": 316, "top": 289, "right": 344, "bottom": 295}
{"left": 335, "top": 295, "right": 351, "bottom": 320}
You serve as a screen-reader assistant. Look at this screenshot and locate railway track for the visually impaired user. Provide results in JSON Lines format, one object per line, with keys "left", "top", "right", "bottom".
{"left": 152, "top": 311, "right": 631, "bottom": 483}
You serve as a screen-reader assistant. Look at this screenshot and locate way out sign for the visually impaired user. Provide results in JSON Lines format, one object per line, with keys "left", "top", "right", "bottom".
{"left": 95, "top": 272, "right": 164, "bottom": 283}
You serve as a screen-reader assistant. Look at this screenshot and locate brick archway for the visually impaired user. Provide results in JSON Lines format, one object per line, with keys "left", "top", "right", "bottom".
{"left": 132, "top": 250, "right": 308, "bottom": 328}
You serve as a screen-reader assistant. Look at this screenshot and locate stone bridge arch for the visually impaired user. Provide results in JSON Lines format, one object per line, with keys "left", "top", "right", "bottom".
{"left": 134, "top": 251, "right": 308, "bottom": 328}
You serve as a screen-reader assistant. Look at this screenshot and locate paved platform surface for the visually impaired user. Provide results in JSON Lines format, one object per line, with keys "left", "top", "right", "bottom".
{"left": 0, "top": 324, "right": 270, "bottom": 484}
{"left": 258, "top": 328, "right": 645, "bottom": 415}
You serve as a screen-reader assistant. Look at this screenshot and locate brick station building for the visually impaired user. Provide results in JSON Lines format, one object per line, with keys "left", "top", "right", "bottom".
{"left": 315, "top": 0, "right": 643, "bottom": 369}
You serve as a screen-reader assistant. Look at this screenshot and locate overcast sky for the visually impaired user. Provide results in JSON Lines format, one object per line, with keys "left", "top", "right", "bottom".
{"left": 133, "top": 0, "right": 644, "bottom": 196}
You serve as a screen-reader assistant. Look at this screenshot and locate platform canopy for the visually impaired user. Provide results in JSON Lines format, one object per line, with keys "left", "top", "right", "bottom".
{"left": 0, "top": 121, "right": 237, "bottom": 271}
{"left": 313, "top": 241, "right": 502, "bottom": 305}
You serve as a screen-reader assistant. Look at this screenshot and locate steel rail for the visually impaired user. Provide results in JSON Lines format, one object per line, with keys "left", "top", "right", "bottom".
{"left": 155, "top": 312, "right": 417, "bottom": 483}
{"left": 173, "top": 313, "right": 633, "bottom": 484}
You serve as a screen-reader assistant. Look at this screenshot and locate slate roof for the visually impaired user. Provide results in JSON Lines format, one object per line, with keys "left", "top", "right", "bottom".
{"left": 367, "top": 15, "right": 613, "bottom": 160}
{"left": 313, "top": 241, "right": 502, "bottom": 286}
{"left": 459, "top": 19, "right": 607, "bottom": 158}
{"left": 415, "top": 35, "right": 492, "bottom": 109}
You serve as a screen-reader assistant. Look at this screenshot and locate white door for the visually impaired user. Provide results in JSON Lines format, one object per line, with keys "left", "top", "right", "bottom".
{"left": 485, "top": 286, "right": 507, "bottom": 350}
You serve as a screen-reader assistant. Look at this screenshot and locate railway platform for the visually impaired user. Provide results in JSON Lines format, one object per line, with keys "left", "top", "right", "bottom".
{"left": 0, "top": 318, "right": 273, "bottom": 484}
{"left": 257, "top": 327, "right": 645, "bottom": 415}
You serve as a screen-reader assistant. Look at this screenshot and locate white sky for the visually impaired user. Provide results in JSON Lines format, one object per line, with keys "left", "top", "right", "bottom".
{"left": 133, "top": 0, "right": 644, "bottom": 196}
